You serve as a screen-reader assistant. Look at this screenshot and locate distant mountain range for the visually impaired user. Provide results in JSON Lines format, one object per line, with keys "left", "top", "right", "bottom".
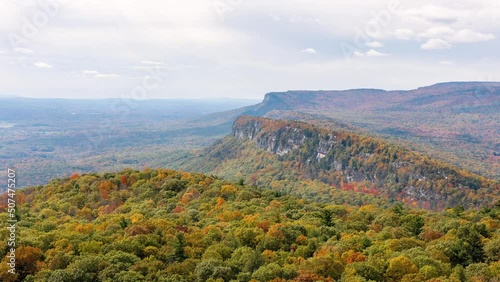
{"left": 198, "top": 82, "right": 500, "bottom": 179}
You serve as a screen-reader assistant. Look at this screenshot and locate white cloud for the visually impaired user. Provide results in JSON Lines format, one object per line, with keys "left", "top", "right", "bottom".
{"left": 14, "top": 48, "right": 33, "bottom": 54}
{"left": 354, "top": 49, "right": 389, "bottom": 57}
{"left": 82, "top": 70, "right": 100, "bottom": 75}
{"left": 81, "top": 70, "right": 119, "bottom": 78}
{"left": 366, "top": 41, "right": 384, "bottom": 48}
{"left": 129, "top": 66, "right": 162, "bottom": 71}
{"left": 366, "top": 49, "right": 389, "bottom": 57}
{"left": 389, "top": 4, "right": 498, "bottom": 47}
{"left": 402, "top": 5, "right": 465, "bottom": 23}
{"left": 301, "top": 48, "right": 317, "bottom": 54}
{"left": 353, "top": 51, "right": 365, "bottom": 57}
{"left": 269, "top": 13, "right": 281, "bottom": 22}
{"left": 94, "top": 73, "right": 119, "bottom": 78}
{"left": 449, "top": 29, "right": 495, "bottom": 43}
{"left": 34, "top": 62, "right": 53, "bottom": 68}
{"left": 418, "top": 27, "right": 495, "bottom": 43}
{"left": 421, "top": 38, "right": 452, "bottom": 50}
{"left": 439, "top": 61, "right": 454, "bottom": 65}
{"left": 289, "top": 16, "right": 321, "bottom": 24}
{"left": 392, "top": 29, "right": 415, "bottom": 40}
{"left": 141, "top": 60, "right": 164, "bottom": 65}
{"left": 418, "top": 26, "right": 455, "bottom": 38}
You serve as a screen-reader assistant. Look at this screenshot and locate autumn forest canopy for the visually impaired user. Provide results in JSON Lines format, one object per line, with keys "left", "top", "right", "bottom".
{"left": 1, "top": 168, "right": 500, "bottom": 282}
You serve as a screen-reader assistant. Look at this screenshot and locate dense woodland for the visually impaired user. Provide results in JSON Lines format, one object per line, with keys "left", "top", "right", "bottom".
{"left": 1, "top": 169, "right": 500, "bottom": 282}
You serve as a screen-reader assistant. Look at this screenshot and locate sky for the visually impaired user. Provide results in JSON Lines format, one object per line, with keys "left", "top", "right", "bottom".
{"left": 0, "top": 0, "right": 499, "bottom": 99}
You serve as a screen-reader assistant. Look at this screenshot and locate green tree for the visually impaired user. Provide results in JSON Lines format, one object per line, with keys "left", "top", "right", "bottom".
{"left": 401, "top": 214, "right": 424, "bottom": 237}
{"left": 447, "top": 223, "right": 486, "bottom": 266}
{"left": 228, "top": 247, "right": 263, "bottom": 273}
{"left": 252, "top": 263, "right": 283, "bottom": 282}
{"left": 174, "top": 233, "right": 187, "bottom": 261}
{"left": 484, "top": 238, "right": 500, "bottom": 262}
{"left": 194, "top": 259, "right": 233, "bottom": 282}
{"left": 385, "top": 256, "right": 418, "bottom": 282}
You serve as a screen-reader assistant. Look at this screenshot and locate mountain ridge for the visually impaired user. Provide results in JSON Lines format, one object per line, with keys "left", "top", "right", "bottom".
{"left": 172, "top": 115, "right": 499, "bottom": 210}
{"left": 200, "top": 82, "right": 499, "bottom": 179}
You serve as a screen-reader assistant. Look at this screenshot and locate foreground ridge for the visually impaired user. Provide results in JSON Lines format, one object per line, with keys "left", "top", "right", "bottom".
{"left": 1, "top": 168, "right": 500, "bottom": 281}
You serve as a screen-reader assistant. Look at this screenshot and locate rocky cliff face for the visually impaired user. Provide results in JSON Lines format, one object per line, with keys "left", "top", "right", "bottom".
{"left": 234, "top": 120, "right": 307, "bottom": 155}
{"left": 233, "top": 116, "right": 398, "bottom": 182}
{"left": 231, "top": 116, "right": 498, "bottom": 209}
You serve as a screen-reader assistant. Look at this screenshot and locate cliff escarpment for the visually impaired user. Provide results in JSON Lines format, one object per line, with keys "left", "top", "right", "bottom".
{"left": 231, "top": 116, "right": 499, "bottom": 210}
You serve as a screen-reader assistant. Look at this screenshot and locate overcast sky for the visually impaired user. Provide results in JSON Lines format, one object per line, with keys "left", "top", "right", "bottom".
{"left": 0, "top": 0, "right": 499, "bottom": 99}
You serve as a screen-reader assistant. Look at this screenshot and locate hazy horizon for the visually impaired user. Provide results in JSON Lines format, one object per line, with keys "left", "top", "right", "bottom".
{"left": 0, "top": 94, "right": 262, "bottom": 101}
{"left": 2, "top": 80, "right": 500, "bottom": 101}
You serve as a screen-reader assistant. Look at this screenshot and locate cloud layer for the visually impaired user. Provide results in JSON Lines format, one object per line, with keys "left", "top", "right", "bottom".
{"left": 0, "top": 0, "right": 499, "bottom": 98}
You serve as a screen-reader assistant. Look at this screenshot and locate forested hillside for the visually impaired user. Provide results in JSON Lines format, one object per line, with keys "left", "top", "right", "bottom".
{"left": 1, "top": 169, "right": 500, "bottom": 282}
{"left": 173, "top": 117, "right": 499, "bottom": 210}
